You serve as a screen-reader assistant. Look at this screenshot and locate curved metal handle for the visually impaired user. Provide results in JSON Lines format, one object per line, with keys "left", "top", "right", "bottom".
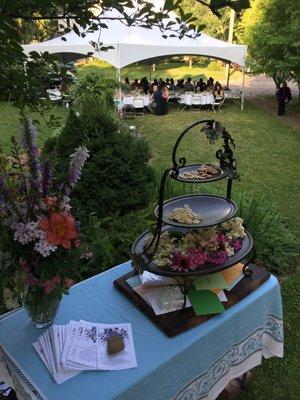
{"left": 171, "top": 119, "right": 215, "bottom": 170}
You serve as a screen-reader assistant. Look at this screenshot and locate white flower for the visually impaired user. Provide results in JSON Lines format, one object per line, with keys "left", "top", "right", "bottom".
{"left": 225, "top": 243, "right": 235, "bottom": 257}
{"left": 34, "top": 236, "right": 57, "bottom": 257}
{"left": 13, "top": 221, "right": 45, "bottom": 244}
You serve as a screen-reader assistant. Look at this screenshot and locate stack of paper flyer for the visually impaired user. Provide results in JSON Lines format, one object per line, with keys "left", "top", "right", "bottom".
{"left": 33, "top": 320, "right": 137, "bottom": 384}
{"left": 127, "top": 263, "right": 245, "bottom": 317}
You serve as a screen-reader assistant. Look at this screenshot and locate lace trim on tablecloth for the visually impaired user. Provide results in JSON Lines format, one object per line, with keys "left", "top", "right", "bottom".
{"left": 173, "top": 314, "right": 283, "bottom": 400}
{"left": 0, "top": 347, "right": 45, "bottom": 400}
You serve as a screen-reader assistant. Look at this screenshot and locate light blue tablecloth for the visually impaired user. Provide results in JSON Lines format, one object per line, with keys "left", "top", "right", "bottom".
{"left": 0, "top": 261, "right": 283, "bottom": 400}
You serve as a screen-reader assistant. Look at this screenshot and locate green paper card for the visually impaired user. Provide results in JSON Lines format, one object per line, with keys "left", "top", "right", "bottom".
{"left": 188, "top": 287, "right": 225, "bottom": 315}
{"left": 194, "top": 272, "right": 229, "bottom": 291}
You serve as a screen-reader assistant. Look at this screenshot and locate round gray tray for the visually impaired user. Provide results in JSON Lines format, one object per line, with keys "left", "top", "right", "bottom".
{"left": 154, "top": 194, "right": 237, "bottom": 228}
{"left": 132, "top": 225, "right": 253, "bottom": 277}
{"left": 170, "top": 163, "right": 229, "bottom": 183}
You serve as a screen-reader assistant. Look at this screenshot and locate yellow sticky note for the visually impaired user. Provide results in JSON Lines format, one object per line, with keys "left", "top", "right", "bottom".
{"left": 221, "top": 263, "right": 244, "bottom": 285}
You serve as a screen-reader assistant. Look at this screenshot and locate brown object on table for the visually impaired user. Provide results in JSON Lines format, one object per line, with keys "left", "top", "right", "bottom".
{"left": 107, "top": 335, "right": 125, "bottom": 355}
{"left": 113, "top": 263, "right": 270, "bottom": 338}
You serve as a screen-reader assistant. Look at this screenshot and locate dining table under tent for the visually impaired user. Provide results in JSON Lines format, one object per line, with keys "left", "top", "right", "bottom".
{"left": 22, "top": 8, "right": 247, "bottom": 110}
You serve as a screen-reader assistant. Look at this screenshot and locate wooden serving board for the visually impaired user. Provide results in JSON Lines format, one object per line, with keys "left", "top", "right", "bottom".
{"left": 113, "top": 264, "right": 270, "bottom": 337}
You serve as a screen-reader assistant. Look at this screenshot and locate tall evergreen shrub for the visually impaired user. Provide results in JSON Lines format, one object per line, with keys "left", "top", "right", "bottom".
{"left": 43, "top": 75, "right": 155, "bottom": 219}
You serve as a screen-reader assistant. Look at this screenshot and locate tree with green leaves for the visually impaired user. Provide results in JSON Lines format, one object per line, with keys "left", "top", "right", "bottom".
{"left": 181, "top": 0, "right": 231, "bottom": 41}
{"left": 239, "top": 0, "right": 300, "bottom": 100}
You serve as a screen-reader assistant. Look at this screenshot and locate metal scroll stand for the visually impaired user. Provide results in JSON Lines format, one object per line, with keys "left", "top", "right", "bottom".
{"left": 133, "top": 119, "right": 253, "bottom": 307}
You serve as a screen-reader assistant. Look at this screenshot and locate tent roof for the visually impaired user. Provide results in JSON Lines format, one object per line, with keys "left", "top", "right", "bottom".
{"left": 22, "top": 9, "right": 247, "bottom": 68}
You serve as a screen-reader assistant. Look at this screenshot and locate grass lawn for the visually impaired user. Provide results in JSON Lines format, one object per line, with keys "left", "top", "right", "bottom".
{"left": 0, "top": 99, "right": 299, "bottom": 399}
{"left": 76, "top": 60, "right": 242, "bottom": 83}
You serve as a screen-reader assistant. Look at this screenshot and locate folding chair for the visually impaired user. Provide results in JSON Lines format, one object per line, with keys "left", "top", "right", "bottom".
{"left": 122, "top": 104, "right": 135, "bottom": 118}
{"left": 211, "top": 94, "right": 227, "bottom": 112}
{"left": 47, "top": 88, "right": 62, "bottom": 102}
{"left": 133, "top": 97, "right": 145, "bottom": 116}
{"left": 191, "top": 94, "right": 202, "bottom": 111}
{"left": 177, "top": 95, "right": 186, "bottom": 111}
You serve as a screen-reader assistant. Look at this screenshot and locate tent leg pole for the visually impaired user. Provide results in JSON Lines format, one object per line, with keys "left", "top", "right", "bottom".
{"left": 226, "top": 63, "right": 230, "bottom": 88}
{"left": 116, "top": 67, "right": 122, "bottom": 113}
{"left": 241, "top": 67, "right": 245, "bottom": 111}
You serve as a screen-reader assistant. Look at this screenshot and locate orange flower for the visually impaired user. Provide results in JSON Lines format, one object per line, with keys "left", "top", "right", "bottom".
{"left": 39, "top": 213, "right": 78, "bottom": 249}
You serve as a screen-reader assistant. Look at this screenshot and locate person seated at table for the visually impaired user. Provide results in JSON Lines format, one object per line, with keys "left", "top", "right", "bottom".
{"left": 131, "top": 79, "right": 139, "bottom": 90}
{"left": 150, "top": 79, "right": 158, "bottom": 93}
{"left": 176, "top": 79, "right": 184, "bottom": 89}
{"left": 147, "top": 84, "right": 158, "bottom": 113}
{"left": 184, "top": 77, "right": 194, "bottom": 92}
{"left": 169, "top": 78, "right": 175, "bottom": 90}
{"left": 207, "top": 77, "right": 214, "bottom": 89}
{"left": 158, "top": 78, "right": 165, "bottom": 88}
{"left": 124, "top": 77, "right": 131, "bottom": 92}
{"left": 140, "top": 77, "right": 150, "bottom": 94}
{"left": 214, "top": 82, "right": 224, "bottom": 98}
{"left": 195, "top": 78, "right": 205, "bottom": 93}
{"left": 166, "top": 78, "right": 170, "bottom": 88}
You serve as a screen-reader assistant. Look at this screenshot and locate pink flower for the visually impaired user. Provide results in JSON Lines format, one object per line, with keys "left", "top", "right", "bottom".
{"left": 207, "top": 250, "right": 228, "bottom": 265}
{"left": 23, "top": 273, "right": 39, "bottom": 289}
{"left": 20, "top": 259, "right": 29, "bottom": 271}
{"left": 65, "top": 278, "right": 74, "bottom": 289}
{"left": 216, "top": 233, "right": 227, "bottom": 245}
{"left": 42, "top": 276, "right": 61, "bottom": 294}
{"left": 171, "top": 251, "right": 197, "bottom": 272}
{"left": 232, "top": 239, "right": 242, "bottom": 251}
{"left": 188, "top": 248, "right": 208, "bottom": 267}
{"left": 43, "top": 281, "right": 55, "bottom": 294}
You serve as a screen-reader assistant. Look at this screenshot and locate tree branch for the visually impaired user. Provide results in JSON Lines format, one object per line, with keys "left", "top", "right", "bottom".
{"left": 195, "top": 1, "right": 222, "bottom": 17}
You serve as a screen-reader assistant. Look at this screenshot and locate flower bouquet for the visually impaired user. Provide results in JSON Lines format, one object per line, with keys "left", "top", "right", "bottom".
{"left": 148, "top": 218, "right": 246, "bottom": 273}
{"left": 0, "top": 118, "right": 89, "bottom": 327}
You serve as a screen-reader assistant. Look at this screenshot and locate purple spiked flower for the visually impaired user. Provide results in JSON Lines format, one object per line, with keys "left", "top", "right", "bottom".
{"left": 42, "top": 160, "right": 52, "bottom": 197}
{"left": 64, "top": 146, "right": 89, "bottom": 196}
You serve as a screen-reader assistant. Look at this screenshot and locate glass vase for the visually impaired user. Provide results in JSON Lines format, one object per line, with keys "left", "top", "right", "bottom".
{"left": 23, "top": 290, "right": 61, "bottom": 329}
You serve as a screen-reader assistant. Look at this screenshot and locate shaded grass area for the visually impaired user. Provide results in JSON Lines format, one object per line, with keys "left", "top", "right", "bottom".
{"left": 0, "top": 102, "right": 68, "bottom": 153}
{"left": 77, "top": 60, "right": 242, "bottom": 82}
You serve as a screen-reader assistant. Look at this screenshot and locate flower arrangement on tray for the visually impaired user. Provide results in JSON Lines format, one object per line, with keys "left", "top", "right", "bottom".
{"left": 148, "top": 218, "right": 246, "bottom": 272}
{"left": 0, "top": 118, "right": 89, "bottom": 327}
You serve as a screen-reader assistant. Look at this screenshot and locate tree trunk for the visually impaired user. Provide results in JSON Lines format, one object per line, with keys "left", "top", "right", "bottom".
{"left": 272, "top": 75, "right": 281, "bottom": 89}
{"left": 189, "top": 56, "right": 193, "bottom": 68}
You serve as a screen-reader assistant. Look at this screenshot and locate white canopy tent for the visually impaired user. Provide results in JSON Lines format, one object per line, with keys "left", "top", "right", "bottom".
{"left": 22, "top": 7, "right": 247, "bottom": 108}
